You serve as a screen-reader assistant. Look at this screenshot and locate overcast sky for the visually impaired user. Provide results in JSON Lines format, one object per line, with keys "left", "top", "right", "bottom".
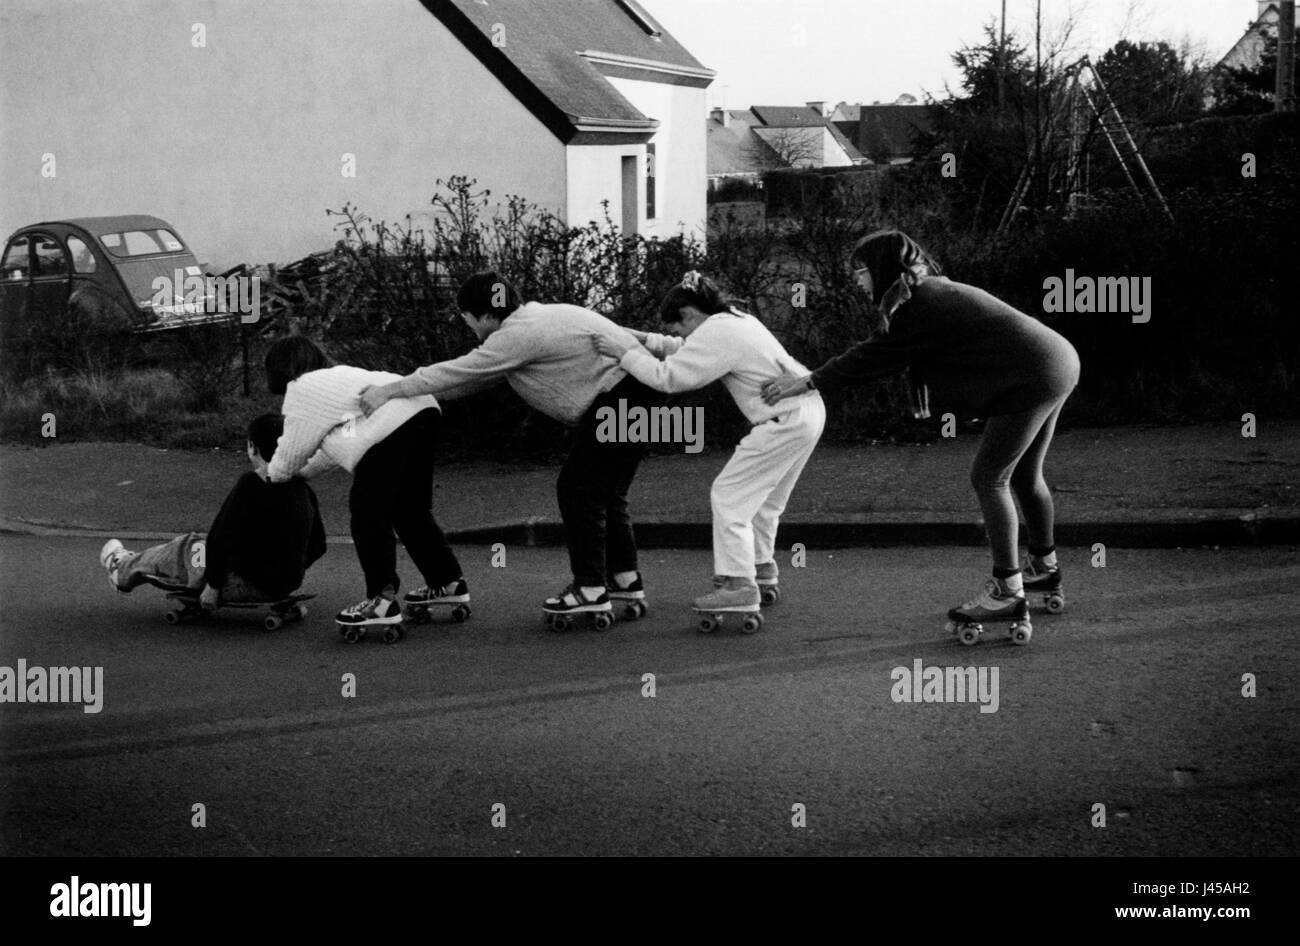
{"left": 640, "top": 0, "right": 1260, "bottom": 108}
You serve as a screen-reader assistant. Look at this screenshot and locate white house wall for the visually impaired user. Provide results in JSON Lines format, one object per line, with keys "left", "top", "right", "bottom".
{"left": 605, "top": 76, "right": 708, "bottom": 241}
{"left": 0, "top": 0, "right": 567, "bottom": 270}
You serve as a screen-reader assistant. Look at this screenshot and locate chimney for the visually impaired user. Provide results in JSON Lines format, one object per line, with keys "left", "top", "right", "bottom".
{"left": 710, "top": 107, "right": 729, "bottom": 128}
{"left": 806, "top": 100, "right": 826, "bottom": 117}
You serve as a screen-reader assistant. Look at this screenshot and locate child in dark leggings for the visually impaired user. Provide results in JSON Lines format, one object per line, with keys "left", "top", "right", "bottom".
{"left": 762, "top": 229, "right": 1080, "bottom": 629}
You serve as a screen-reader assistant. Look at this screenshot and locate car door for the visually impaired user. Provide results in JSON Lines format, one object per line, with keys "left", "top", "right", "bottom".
{"left": 0, "top": 234, "right": 36, "bottom": 373}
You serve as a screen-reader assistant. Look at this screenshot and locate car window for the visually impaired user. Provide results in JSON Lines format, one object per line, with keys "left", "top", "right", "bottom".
{"left": 2, "top": 236, "right": 30, "bottom": 281}
{"left": 66, "top": 236, "right": 96, "bottom": 273}
{"left": 99, "top": 229, "right": 184, "bottom": 258}
{"left": 32, "top": 235, "right": 70, "bottom": 278}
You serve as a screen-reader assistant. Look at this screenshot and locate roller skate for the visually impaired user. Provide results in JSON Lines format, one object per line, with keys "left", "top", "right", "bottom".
{"left": 1023, "top": 560, "right": 1065, "bottom": 614}
{"left": 336, "top": 593, "right": 404, "bottom": 644}
{"left": 756, "top": 561, "right": 780, "bottom": 606}
{"left": 542, "top": 584, "right": 613, "bottom": 632}
{"left": 945, "top": 578, "right": 1032, "bottom": 646}
{"left": 693, "top": 577, "right": 763, "bottom": 634}
{"left": 403, "top": 578, "right": 471, "bottom": 624}
{"left": 607, "top": 572, "right": 648, "bottom": 621}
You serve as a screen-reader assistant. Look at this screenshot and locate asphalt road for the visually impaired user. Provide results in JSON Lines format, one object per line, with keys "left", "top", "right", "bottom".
{"left": 1, "top": 537, "right": 1297, "bottom": 856}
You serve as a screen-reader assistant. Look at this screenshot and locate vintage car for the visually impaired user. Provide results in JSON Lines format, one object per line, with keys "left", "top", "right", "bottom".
{"left": 0, "top": 215, "right": 230, "bottom": 337}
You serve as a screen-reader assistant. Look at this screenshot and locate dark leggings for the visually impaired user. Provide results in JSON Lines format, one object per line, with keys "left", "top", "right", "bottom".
{"left": 350, "top": 408, "right": 462, "bottom": 598}
{"left": 969, "top": 394, "right": 1070, "bottom": 570}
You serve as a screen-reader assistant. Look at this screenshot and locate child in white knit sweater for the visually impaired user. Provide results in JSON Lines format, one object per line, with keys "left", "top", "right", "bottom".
{"left": 594, "top": 271, "right": 825, "bottom": 617}
{"left": 264, "top": 337, "right": 469, "bottom": 633}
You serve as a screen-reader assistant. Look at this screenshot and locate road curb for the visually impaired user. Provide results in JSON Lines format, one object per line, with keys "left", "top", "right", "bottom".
{"left": 5, "top": 516, "right": 1297, "bottom": 548}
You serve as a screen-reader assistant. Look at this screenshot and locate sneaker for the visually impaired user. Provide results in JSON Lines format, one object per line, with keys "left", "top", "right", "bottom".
{"left": 543, "top": 584, "right": 610, "bottom": 614}
{"left": 336, "top": 594, "right": 402, "bottom": 626}
{"left": 99, "top": 538, "right": 131, "bottom": 591}
{"left": 693, "top": 577, "right": 760, "bottom": 611}
{"left": 947, "top": 578, "right": 1026, "bottom": 623}
{"left": 404, "top": 579, "right": 470, "bottom": 606}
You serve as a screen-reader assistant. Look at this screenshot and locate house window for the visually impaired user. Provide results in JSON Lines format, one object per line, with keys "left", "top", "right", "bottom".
{"left": 645, "top": 143, "right": 657, "bottom": 220}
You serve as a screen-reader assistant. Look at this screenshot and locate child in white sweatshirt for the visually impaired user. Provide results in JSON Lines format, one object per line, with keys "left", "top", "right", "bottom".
{"left": 264, "top": 337, "right": 469, "bottom": 632}
{"left": 594, "top": 271, "right": 825, "bottom": 615}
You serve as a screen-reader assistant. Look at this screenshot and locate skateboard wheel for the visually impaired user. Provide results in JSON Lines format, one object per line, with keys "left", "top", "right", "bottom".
{"left": 760, "top": 586, "right": 780, "bottom": 606}
{"left": 593, "top": 612, "right": 613, "bottom": 631}
{"left": 958, "top": 624, "right": 981, "bottom": 646}
{"left": 1012, "top": 622, "right": 1033, "bottom": 646}
{"left": 264, "top": 615, "right": 283, "bottom": 631}
{"left": 1045, "top": 593, "right": 1065, "bottom": 614}
{"left": 741, "top": 613, "right": 763, "bottom": 634}
{"left": 452, "top": 604, "right": 471, "bottom": 623}
{"left": 382, "top": 625, "right": 403, "bottom": 644}
{"left": 698, "top": 615, "right": 719, "bottom": 634}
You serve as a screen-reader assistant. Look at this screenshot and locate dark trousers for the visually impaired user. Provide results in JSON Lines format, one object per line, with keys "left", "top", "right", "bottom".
{"left": 557, "top": 375, "right": 664, "bottom": 587}
{"left": 351, "top": 408, "right": 462, "bottom": 598}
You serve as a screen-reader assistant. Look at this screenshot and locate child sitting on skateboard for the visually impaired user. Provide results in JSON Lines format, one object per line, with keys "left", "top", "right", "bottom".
{"left": 99, "top": 413, "right": 327, "bottom": 608}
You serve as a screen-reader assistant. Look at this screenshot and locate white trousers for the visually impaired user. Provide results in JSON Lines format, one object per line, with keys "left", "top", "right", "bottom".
{"left": 711, "top": 395, "right": 826, "bottom": 578}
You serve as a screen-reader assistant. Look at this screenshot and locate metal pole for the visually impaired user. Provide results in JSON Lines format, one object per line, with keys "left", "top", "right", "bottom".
{"left": 1278, "top": 0, "right": 1296, "bottom": 112}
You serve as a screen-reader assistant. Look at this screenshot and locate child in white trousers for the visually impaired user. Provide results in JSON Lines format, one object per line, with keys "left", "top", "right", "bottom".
{"left": 594, "top": 271, "right": 825, "bottom": 612}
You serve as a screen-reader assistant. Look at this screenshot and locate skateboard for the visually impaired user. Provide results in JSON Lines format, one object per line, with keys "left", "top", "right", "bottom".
{"left": 404, "top": 601, "right": 472, "bottom": 624}
{"left": 694, "top": 606, "right": 764, "bottom": 635}
{"left": 163, "top": 590, "right": 314, "bottom": 630}
{"left": 543, "top": 606, "right": 614, "bottom": 632}
{"left": 946, "top": 603, "right": 1033, "bottom": 647}
{"left": 337, "top": 619, "right": 404, "bottom": 645}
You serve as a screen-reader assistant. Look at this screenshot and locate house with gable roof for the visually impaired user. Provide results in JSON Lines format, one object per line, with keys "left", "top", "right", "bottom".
{"left": 0, "top": 0, "right": 713, "bottom": 270}
{"left": 707, "top": 103, "right": 864, "bottom": 190}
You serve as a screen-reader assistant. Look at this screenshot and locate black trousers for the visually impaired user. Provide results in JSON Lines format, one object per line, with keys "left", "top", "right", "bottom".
{"left": 557, "top": 375, "right": 664, "bottom": 587}
{"left": 351, "top": 408, "right": 462, "bottom": 598}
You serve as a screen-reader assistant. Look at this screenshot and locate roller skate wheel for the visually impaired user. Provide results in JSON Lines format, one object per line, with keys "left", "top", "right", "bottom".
{"left": 958, "top": 624, "right": 982, "bottom": 646}
{"left": 341, "top": 626, "right": 365, "bottom": 644}
{"left": 760, "top": 586, "right": 780, "bottom": 606}
{"left": 546, "top": 614, "right": 571, "bottom": 633}
{"left": 1012, "top": 622, "right": 1033, "bottom": 646}
{"left": 698, "top": 615, "right": 720, "bottom": 634}
{"left": 944, "top": 619, "right": 958, "bottom": 636}
{"left": 291, "top": 605, "right": 308, "bottom": 622}
{"left": 165, "top": 609, "right": 183, "bottom": 626}
{"left": 1045, "top": 593, "right": 1065, "bottom": 614}
{"left": 741, "top": 612, "right": 764, "bottom": 634}
{"left": 452, "top": 604, "right": 471, "bottom": 623}
{"left": 406, "top": 606, "right": 431, "bottom": 624}
{"left": 382, "top": 625, "right": 403, "bottom": 644}
{"left": 622, "top": 601, "right": 647, "bottom": 620}
{"left": 592, "top": 612, "right": 613, "bottom": 631}
{"left": 264, "top": 615, "right": 283, "bottom": 631}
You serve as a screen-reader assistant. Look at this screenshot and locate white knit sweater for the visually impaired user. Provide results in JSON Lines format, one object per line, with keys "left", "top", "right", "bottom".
{"left": 267, "top": 365, "right": 439, "bottom": 481}
{"left": 621, "top": 310, "right": 817, "bottom": 424}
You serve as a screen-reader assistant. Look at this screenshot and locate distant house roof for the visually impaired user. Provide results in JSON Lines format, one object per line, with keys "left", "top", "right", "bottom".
{"left": 425, "top": 0, "right": 714, "bottom": 143}
{"left": 708, "top": 113, "right": 777, "bottom": 175}
{"left": 750, "top": 105, "right": 827, "bottom": 127}
{"left": 834, "top": 105, "right": 937, "bottom": 160}
{"left": 1216, "top": 2, "right": 1283, "bottom": 71}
